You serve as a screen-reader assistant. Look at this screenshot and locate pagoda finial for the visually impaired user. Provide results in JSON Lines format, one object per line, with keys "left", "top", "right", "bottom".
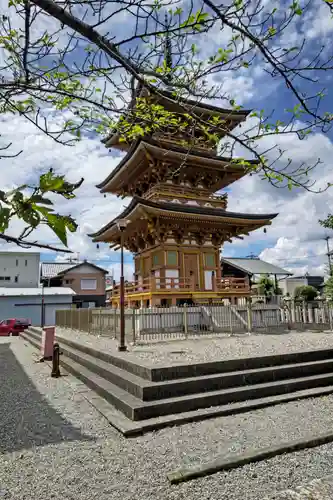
{"left": 164, "top": 11, "right": 172, "bottom": 83}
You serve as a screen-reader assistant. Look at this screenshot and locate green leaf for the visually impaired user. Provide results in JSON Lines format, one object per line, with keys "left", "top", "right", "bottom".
{"left": 45, "top": 214, "right": 68, "bottom": 246}
{"left": 30, "top": 195, "right": 53, "bottom": 205}
{"left": 0, "top": 207, "right": 10, "bottom": 232}
{"left": 39, "top": 172, "right": 65, "bottom": 193}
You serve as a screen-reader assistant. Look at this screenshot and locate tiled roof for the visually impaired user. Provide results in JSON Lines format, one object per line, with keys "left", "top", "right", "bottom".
{"left": 221, "top": 257, "right": 292, "bottom": 276}
{"left": 90, "top": 197, "right": 278, "bottom": 239}
{"left": 41, "top": 262, "right": 79, "bottom": 278}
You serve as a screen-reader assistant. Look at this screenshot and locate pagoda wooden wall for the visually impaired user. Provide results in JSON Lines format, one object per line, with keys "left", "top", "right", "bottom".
{"left": 134, "top": 243, "right": 221, "bottom": 291}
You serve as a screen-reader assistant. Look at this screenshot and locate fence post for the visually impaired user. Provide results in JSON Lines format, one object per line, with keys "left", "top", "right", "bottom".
{"left": 302, "top": 301, "right": 307, "bottom": 324}
{"left": 132, "top": 309, "right": 136, "bottom": 344}
{"left": 229, "top": 305, "right": 233, "bottom": 335}
{"left": 246, "top": 298, "right": 253, "bottom": 333}
{"left": 290, "top": 301, "right": 296, "bottom": 324}
{"left": 112, "top": 308, "right": 115, "bottom": 337}
{"left": 321, "top": 302, "right": 326, "bottom": 324}
{"left": 183, "top": 304, "right": 188, "bottom": 338}
{"left": 308, "top": 305, "right": 313, "bottom": 323}
{"left": 328, "top": 303, "right": 333, "bottom": 331}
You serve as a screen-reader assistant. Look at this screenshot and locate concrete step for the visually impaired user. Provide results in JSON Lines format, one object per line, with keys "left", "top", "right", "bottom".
{"left": 57, "top": 351, "right": 333, "bottom": 421}
{"left": 61, "top": 342, "right": 333, "bottom": 402}
{"left": 25, "top": 328, "right": 153, "bottom": 380}
{"left": 20, "top": 332, "right": 333, "bottom": 433}
{"left": 25, "top": 327, "right": 333, "bottom": 381}
{"left": 23, "top": 329, "right": 333, "bottom": 402}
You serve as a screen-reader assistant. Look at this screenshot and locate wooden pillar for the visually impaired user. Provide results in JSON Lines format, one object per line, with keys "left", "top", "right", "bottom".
{"left": 212, "top": 271, "right": 217, "bottom": 292}
{"left": 150, "top": 270, "right": 156, "bottom": 292}
{"left": 190, "top": 271, "right": 195, "bottom": 292}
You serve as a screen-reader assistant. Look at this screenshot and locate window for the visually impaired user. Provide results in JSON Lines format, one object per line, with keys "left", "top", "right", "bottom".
{"left": 167, "top": 251, "right": 177, "bottom": 266}
{"left": 25, "top": 259, "right": 28, "bottom": 267}
{"left": 152, "top": 253, "right": 159, "bottom": 267}
{"left": 0, "top": 277, "right": 10, "bottom": 281}
{"left": 205, "top": 253, "right": 215, "bottom": 267}
{"left": 15, "top": 276, "right": 18, "bottom": 283}
{"left": 16, "top": 259, "right": 19, "bottom": 266}
{"left": 80, "top": 279, "right": 97, "bottom": 290}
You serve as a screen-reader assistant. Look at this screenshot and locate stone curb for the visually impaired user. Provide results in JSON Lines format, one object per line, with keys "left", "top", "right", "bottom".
{"left": 167, "top": 432, "right": 333, "bottom": 484}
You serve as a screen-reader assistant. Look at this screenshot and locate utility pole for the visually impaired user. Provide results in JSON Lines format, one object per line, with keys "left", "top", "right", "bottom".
{"left": 325, "top": 236, "right": 332, "bottom": 276}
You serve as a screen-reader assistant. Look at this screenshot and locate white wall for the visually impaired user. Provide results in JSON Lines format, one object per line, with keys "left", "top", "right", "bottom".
{"left": 279, "top": 278, "right": 307, "bottom": 297}
{"left": 0, "top": 293, "right": 73, "bottom": 326}
{"left": 0, "top": 252, "right": 40, "bottom": 288}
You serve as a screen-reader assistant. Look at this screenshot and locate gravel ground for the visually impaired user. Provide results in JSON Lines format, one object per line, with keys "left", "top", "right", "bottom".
{"left": 55, "top": 327, "right": 333, "bottom": 366}
{"left": 2, "top": 336, "right": 333, "bottom": 499}
{"left": 262, "top": 475, "right": 333, "bottom": 499}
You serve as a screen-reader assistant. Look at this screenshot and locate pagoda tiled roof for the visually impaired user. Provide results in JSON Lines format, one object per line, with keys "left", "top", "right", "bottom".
{"left": 96, "top": 137, "right": 258, "bottom": 192}
{"left": 89, "top": 196, "right": 278, "bottom": 240}
{"left": 102, "top": 86, "right": 252, "bottom": 146}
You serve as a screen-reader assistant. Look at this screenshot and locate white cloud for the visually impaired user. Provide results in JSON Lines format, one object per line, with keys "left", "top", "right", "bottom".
{"left": 0, "top": 111, "right": 127, "bottom": 259}
{"left": 224, "top": 125, "right": 333, "bottom": 276}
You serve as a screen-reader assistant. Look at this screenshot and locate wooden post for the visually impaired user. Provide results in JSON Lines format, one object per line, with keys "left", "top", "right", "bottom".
{"left": 132, "top": 308, "right": 136, "bottom": 344}
{"left": 150, "top": 271, "right": 156, "bottom": 292}
{"left": 290, "top": 300, "right": 296, "bottom": 324}
{"left": 212, "top": 271, "right": 217, "bottom": 292}
{"left": 308, "top": 305, "right": 313, "bottom": 323}
{"left": 246, "top": 298, "right": 253, "bottom": 333}
{"left": 302, "top": 301, "right": 307, "bottom": 324}
{"left": 228, "top": 305, "right": 233, "bottom": 335}
{"left": 183, "top": 304, "right": 188, "bottom": 338}
{"left": 328, "top": 304, "right": 333, "bottom": 331}
{"left": 321, "top": 302, "right": 326, "bottom": 323}
{"left": 190, "top": 271, "right": 195, "bottom": 291}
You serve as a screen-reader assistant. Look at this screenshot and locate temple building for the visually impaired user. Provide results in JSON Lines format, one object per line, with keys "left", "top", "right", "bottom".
{"left": 90, "top": 85, "right": 278, "bottom": 307}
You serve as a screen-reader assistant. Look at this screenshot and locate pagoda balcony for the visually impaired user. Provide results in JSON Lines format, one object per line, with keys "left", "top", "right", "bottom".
{"left": 108, "top": 276, "right": 250, "bottom": 302}
{"left": 143, "top": 184, "right": 228, "bottom": 209}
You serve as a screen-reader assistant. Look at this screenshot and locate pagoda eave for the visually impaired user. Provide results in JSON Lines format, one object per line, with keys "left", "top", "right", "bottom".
{"left": 89, "top": 197, "right": 278, "bottom": 244}
{"left": 97, "top": 138, "right": 257, "bottom": 194}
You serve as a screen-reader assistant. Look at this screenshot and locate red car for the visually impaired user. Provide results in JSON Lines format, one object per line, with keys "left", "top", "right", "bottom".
{"left": 0, "top": 318, "right": 31, "bottom": 337}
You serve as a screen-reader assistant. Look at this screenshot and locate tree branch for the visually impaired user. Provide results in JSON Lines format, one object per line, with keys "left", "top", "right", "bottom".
{"left": 0, "top": 233, "right": 73, "bottom": 252}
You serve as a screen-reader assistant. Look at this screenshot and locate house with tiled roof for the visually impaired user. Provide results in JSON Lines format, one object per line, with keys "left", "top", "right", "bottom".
{"left": 41, "top": 260, "right": 108, "bottom": 308}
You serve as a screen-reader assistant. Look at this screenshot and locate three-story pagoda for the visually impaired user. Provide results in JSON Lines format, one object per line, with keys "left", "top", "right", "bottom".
{"left": 90, "top": 85, "right": 277, "bottom": 307}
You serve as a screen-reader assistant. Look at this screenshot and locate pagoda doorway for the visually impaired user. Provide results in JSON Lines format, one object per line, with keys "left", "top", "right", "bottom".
{"left": 184, "top": 253, "right": 200, "bottom": 290}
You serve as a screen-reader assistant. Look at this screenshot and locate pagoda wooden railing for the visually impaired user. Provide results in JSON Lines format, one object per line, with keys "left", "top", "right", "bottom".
{"left": 216, "top": 277, "right": 250, "bottom": 291}
{"left": 143, "top": 184, "right": 228, "bottom": 208}
{"left": 108, "top": 276, "right": 250, "bottom": 298}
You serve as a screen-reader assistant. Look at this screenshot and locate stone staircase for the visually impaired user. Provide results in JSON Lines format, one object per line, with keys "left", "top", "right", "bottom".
{"left": 21, "top": 327, "right": 333, "bottom": 435}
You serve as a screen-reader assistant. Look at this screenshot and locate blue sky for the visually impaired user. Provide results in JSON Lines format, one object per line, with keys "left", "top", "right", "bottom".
{"left": 1, "top": 0, "right": 333, "bottom": 279}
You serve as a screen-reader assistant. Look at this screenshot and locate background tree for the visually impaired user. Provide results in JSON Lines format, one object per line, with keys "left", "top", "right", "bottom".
{"left": 324, "top": 276, "right": 333, "bottom": 302}
{"left": 257, "top": 274, "right": 275, "bottom": 300}
{"left": 1, "top": 0, "right": 333, "bottom": 249}
{"left": 294, "top": 285, "right": 318, "bottom": 302}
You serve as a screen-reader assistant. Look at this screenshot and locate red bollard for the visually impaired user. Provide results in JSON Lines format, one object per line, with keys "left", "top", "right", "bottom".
{"left": 40, "top": 326, "right": 55, "bottom": 361}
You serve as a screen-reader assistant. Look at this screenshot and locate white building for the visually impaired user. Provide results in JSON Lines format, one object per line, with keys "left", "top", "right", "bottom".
{"left": 0, "top": 251, "right": 40, "bottom": 288}
{"left": 0, "top": 287, "right": 75, "bottom": 326}
{"left": 279, "top": 275, "right": 324, "bottom": 297}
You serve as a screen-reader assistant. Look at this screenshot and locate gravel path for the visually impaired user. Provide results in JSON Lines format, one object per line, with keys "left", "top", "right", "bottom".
{"left": 2, "top": 336, "right": 333, "bottom": 499}
{"left": 55, "top": 327, "right": 333, "bottom": 366}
